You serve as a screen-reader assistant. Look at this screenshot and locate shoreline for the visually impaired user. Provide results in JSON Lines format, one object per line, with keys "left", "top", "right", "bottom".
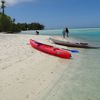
{"left": 0, "top": 33, "right": 78, "bottom": 100}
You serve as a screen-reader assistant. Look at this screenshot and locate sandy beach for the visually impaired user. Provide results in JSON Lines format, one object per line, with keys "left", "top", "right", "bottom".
{"left": 1, "top": 32, "right": 99, "bottom": 100}
{"left": 0, "top": 33, "right": 78, "bottom": 100}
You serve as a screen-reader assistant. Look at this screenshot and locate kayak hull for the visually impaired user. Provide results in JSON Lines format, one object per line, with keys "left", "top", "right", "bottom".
{"left": 49, "top": 38, "right": 100, "bottom": 49}
{"left": 30, "top": 39, "right": 71, "bottom": 59}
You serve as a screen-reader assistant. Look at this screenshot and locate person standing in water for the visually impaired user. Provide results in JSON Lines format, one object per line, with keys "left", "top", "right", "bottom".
{"left": 62, "top": 27, "right": 69, "bottom": 38}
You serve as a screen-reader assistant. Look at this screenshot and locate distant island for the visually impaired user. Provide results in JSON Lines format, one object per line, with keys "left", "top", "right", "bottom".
{"left": 0, "top": 0, "right": 45, "bottom": 33}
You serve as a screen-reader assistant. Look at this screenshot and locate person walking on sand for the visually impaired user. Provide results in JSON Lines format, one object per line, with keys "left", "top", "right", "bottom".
{"left": 62, "top": 27, "right": 69, "bottom": 38}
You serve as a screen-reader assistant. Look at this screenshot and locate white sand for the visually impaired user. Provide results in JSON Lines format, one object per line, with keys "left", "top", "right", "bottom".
{"left": 0, "top": 33, "right": 76, "bottom": 100}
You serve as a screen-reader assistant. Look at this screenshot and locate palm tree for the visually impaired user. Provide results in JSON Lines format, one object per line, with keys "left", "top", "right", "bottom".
{"left": 1, "top": 0, "right": 6, "bottom": 14}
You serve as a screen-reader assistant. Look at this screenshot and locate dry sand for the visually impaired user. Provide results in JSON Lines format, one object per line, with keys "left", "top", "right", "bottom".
{"left": 0, "top": 33, "right": 77, "bottom": 100}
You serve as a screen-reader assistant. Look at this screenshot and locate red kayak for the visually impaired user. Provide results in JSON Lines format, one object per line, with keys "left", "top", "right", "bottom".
{"left": 30, "top": 39, "right": 71, "bottom": 59}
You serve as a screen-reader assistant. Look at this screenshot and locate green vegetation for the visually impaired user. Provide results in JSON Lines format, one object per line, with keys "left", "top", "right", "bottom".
{"left": 17, "top": 23, "right": 44, "bottom": 31}
{"left": 0, "top": 0, "right": 45, "bottom": 33}
{"left": 0, "top": 13, "right": 21, "bottom": 33}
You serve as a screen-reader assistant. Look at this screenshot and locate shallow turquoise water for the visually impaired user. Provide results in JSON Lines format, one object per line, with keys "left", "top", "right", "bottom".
{"left": 22, "top": 28, "right": 100, "bottom": 100}
{"left": 22, "top": 28, "right": 100, "bottom": 44}
{"left": 70, "top": 28, "right": 100, "bottom": 45}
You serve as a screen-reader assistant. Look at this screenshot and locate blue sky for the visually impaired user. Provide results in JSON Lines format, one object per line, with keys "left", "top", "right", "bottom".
{"left": 1, "top": 0, "right": 100, "bottom": 29}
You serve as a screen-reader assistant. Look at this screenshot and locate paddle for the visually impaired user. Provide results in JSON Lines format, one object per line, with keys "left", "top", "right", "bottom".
{"left": 62, "top": 48, "right": 79, "bottom": 53}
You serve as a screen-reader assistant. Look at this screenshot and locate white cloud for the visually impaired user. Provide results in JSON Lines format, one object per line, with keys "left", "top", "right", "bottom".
{"left": 0, "top": 0, "right": 36, "bottom": 6}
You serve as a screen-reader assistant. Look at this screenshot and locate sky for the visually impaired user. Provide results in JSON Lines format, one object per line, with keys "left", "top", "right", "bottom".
{"left": 0, "top": 0, "right": 100, "bottom": 29}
